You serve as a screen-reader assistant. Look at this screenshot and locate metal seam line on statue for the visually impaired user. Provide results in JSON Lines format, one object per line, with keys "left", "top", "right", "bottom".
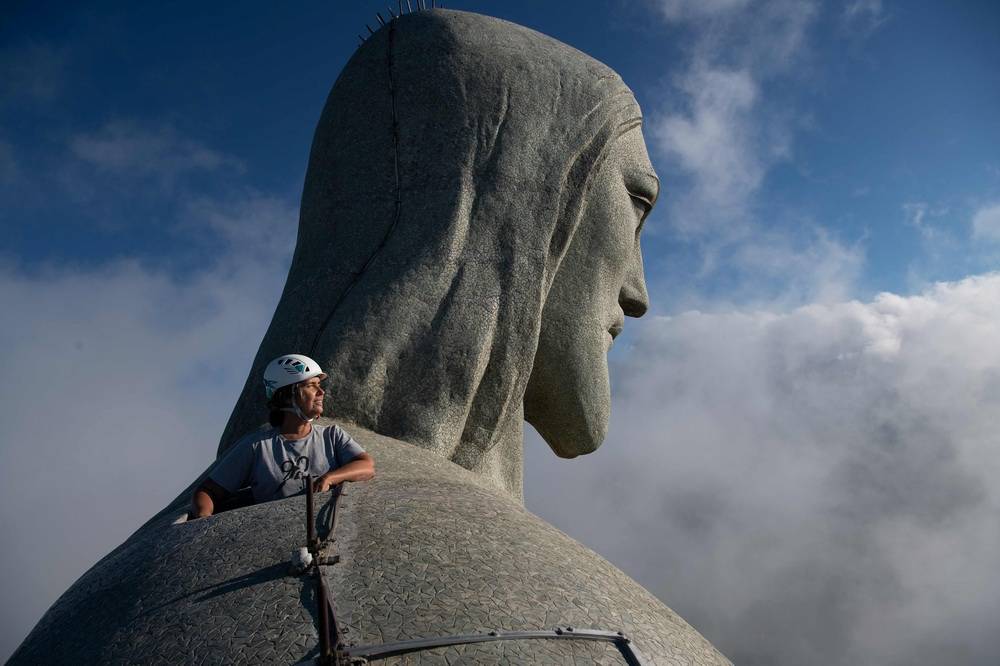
{"left": 340, "top": 628, "right": 647, "bottom": 664}
{"left": 303, "top": 471, "right": 648, "bottom": 665}
{"left": 302, "top": 466, "right": 651, "bottom": 664}
{"left": 309, "top": 15, "right": 405, "bottom": 355}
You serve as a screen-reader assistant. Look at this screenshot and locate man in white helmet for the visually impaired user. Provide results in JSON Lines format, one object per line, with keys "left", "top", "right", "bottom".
{"left": 192, "top": 354, "right": 375, "bottom": 518}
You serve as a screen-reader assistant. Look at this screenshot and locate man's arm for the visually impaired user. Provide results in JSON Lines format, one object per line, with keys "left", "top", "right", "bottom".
{"left": 313, "top": 452, "right": 375, "bottom": 492}
{"left": 191, "top": 437, "right": 257, "bottom": 518}
{"left": 191, "top": 478, "right": 234, "bottom": 518}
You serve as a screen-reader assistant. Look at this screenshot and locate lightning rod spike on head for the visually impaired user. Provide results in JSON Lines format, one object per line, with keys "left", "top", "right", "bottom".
{"left": 405, "top": 0, "right": 413, "bottom": 11}
{"left": 376, "top": 12, "right": 386, "bottom": 26}
{"left": 358, "top": 35, "right": 365, "bottom": 45}
{"left": 398, "top": 0, "right": 404, "bottom": 15}
{"left": 387, "top": 5, "right": 397, "bottom": 18}
{"left": 366, "top": 24, "right": 375, "bottom": 34}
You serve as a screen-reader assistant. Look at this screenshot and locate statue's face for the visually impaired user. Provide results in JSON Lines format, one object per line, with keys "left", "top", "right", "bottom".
{"left": 524, "top": 125, "right": 658, "bottom": 457}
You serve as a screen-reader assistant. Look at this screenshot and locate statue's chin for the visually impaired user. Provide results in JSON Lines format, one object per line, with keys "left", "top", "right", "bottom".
{"left": 523, "top": 343, "right": 612, "bottom": 458}
{"left": 524, "top": 394, "right": 609, "bottom": 459}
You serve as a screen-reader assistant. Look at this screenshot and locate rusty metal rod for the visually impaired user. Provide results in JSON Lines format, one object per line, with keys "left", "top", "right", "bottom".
{"left": 317, "top": 567, "right": 331, "bottom": 660}
{"left": 306, "top": 473, "right": 317, "bottom": 554}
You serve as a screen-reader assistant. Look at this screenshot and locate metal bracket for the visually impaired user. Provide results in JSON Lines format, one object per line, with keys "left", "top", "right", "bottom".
{"left": 302, "top": 479, "right": 646, "bottom": 664}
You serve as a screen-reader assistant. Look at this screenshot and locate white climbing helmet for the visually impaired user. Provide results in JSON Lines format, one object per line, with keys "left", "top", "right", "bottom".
{"left": 263, "top": 354, "right": 327, "bottom": 400}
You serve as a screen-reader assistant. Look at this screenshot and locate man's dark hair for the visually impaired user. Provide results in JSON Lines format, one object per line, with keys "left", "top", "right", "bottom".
{"left": 267, "top": 385, "right": 296, "bottom": 427}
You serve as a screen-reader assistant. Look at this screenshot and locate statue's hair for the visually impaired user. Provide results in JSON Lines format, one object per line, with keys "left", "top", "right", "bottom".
{"left": 220, "top": 9, "right": 641, "bottom": 497}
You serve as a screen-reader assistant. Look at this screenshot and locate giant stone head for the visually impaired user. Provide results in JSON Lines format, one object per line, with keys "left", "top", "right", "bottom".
{"left": 221, "top": 8, "right": 658, "bottom": 499}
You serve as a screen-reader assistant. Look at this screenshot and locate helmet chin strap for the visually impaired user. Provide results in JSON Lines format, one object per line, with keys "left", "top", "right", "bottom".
{"left": 281, "top": 405, "right": 314, "bottom": 423}
{"left": 281, "top": 385, "right": 316, "bottom": 423}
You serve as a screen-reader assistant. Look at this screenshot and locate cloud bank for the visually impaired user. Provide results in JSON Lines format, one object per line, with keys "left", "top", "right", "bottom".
{"left": 526, "top": 272, "right": 1000, "bottom": 665}
{"left": 649, "top": 0, "right": 817, "bottom": 236}
{"left": 972, "top": 203, "right": 1000, "bottom": 242}
{"left": 0, "top": 191, "right": 296, "bottom": 659}
{"left": 640, "top": 0, "right": 871, "bottom": 311}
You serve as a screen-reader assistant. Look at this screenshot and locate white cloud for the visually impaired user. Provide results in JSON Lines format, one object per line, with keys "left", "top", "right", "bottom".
{"left": 903, "top": 201, "right": 952, "bottom": 242}
{"left": 842, "top": 0, "right": 890, "bottom": 37}
{"left": 0, "top": 194, "right": 295, "bottom": 659}
{"left": 653, "top": 0, "right": 751, "bottom": 22}
{"left": 730, "top": 226, "right": 864, "bottom": 304}
{"left": 180, "top": 192, "right": 299, "bottom": 262}
{"left": 649, "top": 0, "right": 815, "bottom": 72}
{"left": 646, "top": 222, "right": 865, "bottom": 315}
{"left": 904, "top": 201, "right": 928, "bottom": 227}
{"left": 971, "top": 203, "right": 1000, "bottom": 242}
{"left": 0, "top": 116, "right": 297, "bottom": 659}
{"left": 69, "top": 121, "right": 243, "bottom": 185}
{"left": 0, "top": 42, "right": 63, "bottom": 104}
{"left": 653, "top": 66, "right": 761, "bottom": 224}
{"left": 643, "top": 0, "right": 833, "bottom": 306}
{"left": 526, "top": 272, "right": 1000, "bottom": 666}
{"left": 648, "top": 1, "right": 816, "bottom": 234}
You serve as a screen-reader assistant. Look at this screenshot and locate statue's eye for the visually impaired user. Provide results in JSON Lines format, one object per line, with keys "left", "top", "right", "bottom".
{"left": 624, "top": 170, "right": 659, "bottom": 228}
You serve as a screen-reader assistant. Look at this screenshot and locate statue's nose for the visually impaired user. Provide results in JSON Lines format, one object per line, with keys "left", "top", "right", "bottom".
{"left": 619, "top": 253, "right": 649, "bottom": 318}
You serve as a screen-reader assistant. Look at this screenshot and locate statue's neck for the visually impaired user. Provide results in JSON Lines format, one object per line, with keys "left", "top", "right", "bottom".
{"left": 449, "top": 401, "right": 525, "bottom": 502}
{"left": 352, "top": 401, "right": 525, "bottom": 503}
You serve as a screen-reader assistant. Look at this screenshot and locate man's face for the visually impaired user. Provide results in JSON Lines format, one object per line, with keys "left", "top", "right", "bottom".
{"left": 524, "top": 124, "right": 657, "bottom": 457}
{"left": 297, "top": 378, "right": 326, "bottom": 419}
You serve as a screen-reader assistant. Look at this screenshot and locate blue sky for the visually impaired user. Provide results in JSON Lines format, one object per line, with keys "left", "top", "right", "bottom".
{"left": 3, "top": 2, "right": 999, "bottom": 296}
{"left": 2, "top": 2, "right": 1000, "bottom": 664}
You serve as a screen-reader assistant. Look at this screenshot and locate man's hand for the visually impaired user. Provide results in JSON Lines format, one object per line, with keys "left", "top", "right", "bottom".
{"left": 312, "top": 473, "right": 341, "bottom": 493}
{"left": 312, "top": 453, "right": 376, "bottom": 493}
{"left": 192, "top": 489, "right": 215, "bottom": 518}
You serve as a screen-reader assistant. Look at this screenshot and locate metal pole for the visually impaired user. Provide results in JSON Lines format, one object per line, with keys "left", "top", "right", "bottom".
{"left": 316, "top": 567, "right": 331, "bottom": 661}
{"left": 306, "top": 473, "right": 316, "bottom": 554}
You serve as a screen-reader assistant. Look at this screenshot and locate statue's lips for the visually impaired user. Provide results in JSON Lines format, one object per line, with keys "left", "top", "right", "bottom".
{"left": 608, "top": 310, "right": 625, "bottom": 340}
{"left": 606, "top": 303, "right": 627, "bottom": 340}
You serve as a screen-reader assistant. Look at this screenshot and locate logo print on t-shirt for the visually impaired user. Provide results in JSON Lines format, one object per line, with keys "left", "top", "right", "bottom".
{"left": 281, "top": 456, "right": 310, "bottom": 481}
{"left": 278, "top": 456, "right": 309, "bottom": 490}
{"left": 273, "top": 455, "right": 312, "bottom": 498}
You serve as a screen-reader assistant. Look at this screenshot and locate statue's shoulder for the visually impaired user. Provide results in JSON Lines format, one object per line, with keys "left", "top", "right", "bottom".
{"left": 11, "top": 423, "right": 728, "bottom": 665}
{"left": 326, "top": 428, "right": 730, "bottom": 665}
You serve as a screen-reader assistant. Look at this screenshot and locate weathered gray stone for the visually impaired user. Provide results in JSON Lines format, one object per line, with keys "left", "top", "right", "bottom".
{"left": 12, "top": 423, "right": 729, "bottom": 665}
{"left": 220, "top": 8, "right": 658, "bottom": 500}
{"left": 13, "top": 9, "right": 730, "bottom": 665}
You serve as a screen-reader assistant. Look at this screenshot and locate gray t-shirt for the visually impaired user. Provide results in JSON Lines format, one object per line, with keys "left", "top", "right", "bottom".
{"left": 209, "top": 424, "right": 366, "bottom": 503}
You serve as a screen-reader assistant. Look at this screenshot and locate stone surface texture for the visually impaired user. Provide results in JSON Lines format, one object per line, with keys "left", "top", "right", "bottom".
{"left": 13, "top": 9, "right": 731, "bottom": 664}
{"left": 220, "top": 8, "right": 656, "bottom": 500}
{"left": 12, "top": 422, "right": 730, "bottom": 665}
